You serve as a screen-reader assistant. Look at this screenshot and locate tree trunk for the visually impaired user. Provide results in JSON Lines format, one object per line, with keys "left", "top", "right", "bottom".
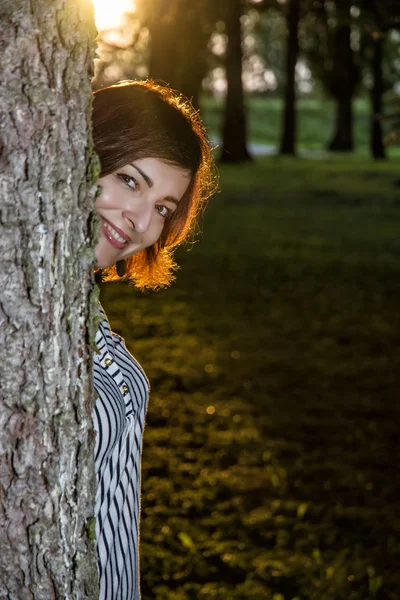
{"left": 280, "top": 0, "right": 300, "bottom": 156}
{"left": 329, "top": 93, "right": 354, "bottom": 151}
{"left": 0, "top": 1, "right": 98, "bottom": 598}
{"left": 220, "top": 0, "right": 251, "bottom": 163}
{"left": 148, "top": 25, "right": 206, "bottom": 109}
{"left": 370, "top": 33, "right": 387, "bottom": 159}
{"left": 146, "top": 0, "right": 211, "bottom": 108}
{"left": 328, "top": 19, "right": 355, "bottom": 152}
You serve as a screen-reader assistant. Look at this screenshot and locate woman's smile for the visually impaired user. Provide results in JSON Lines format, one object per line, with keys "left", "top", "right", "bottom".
{"left": 94, "top": 157, "right": 191, "bottom": 269}
{"left": 100, "top": 216, "right": 132, "bottom": 249}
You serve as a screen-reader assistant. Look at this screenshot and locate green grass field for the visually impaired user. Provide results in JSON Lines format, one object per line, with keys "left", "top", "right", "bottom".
{"left": 100, "top": 156, "right": 400, "bottom": 600}
{"left": 200, "top": 96, "right": 398, "bottom": 154}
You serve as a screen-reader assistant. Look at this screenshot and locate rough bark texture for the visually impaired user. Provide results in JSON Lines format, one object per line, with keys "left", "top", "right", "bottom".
{"left": 280, "top": 0, "right": 300, "bottom": 156}
{"left": 0, "top": 0, "right": 99, "bottom": 598}
{"left": 370, "top": 33, "right": 387, "bottom": 159}
{"left": 220, "top": 0, "right": 251, "bottom": 164}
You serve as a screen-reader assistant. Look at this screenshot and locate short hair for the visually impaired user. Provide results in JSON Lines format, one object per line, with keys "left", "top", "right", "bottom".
{"left": 92, "top": 79, "right": 216, "bottom": 290}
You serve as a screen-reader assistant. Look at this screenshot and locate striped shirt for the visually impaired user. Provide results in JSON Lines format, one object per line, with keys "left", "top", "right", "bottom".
{"left": 93, "top": 307, "right": 149, "bottom": 600}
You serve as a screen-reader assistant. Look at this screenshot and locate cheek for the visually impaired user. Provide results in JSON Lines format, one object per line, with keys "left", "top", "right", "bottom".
{"left": 134, "top": 218, "right": 165, "bottom": 252}
{"left": 147, "top": 220, "right": 165, "bottom": 246}
{"left": 95, "top": 181, "right": 117, "bottom": 207}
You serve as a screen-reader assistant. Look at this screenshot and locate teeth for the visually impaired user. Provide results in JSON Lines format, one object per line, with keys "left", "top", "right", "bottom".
{"left": 104, "top": 221, "right": 127, "bottom": 244}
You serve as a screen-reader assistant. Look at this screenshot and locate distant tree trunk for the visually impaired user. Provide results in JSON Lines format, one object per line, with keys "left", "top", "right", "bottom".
{"left": 0, "top": 1, "right": 98, "bottom": 598}
{"left": 145, "top": 0, "right": 212, "bottom": 107}
{"left": 148, "top": 24, "right": 205, "bottom": 107}
{"left": 220, "top": 0, "right": 251, "bottom": 163}
{"left": 370, "top": 32, "right": 387, "bottom": 159}
{"left": 280, "top": 0, "right": 300, "bottom": 156}
{"left": 328, "top": 14, "right": 355, "bottom": 152}
{"left": 329, "top": 92, "right": 354, "bottom": 151}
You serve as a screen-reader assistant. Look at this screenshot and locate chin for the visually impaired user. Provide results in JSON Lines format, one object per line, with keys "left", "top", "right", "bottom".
{"left": 96, "top": 262, "right": 112, "bottom": 269}
{"left": 95, "top": 250, "right": 115, "bottom": 270}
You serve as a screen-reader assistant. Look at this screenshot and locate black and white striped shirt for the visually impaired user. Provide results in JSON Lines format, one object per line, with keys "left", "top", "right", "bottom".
{"left": 93, "top": 307, "right": 149, "bottom": 600}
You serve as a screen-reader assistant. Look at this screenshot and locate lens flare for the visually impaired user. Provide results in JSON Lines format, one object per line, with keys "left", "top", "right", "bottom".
{"left": 92, "top": 0, "right": 135, "bottom": 31}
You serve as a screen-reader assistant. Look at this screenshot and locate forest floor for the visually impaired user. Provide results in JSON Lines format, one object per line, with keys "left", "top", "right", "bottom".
{"left": 100, "top": 156, "right": 400, "bottom": 600}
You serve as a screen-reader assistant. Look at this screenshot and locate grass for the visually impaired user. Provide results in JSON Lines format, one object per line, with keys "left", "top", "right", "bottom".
{"left": 200, "top": 95, "right": 397, "bottom": 153}
{"left": 100, "top": 156, "right": 400, "bottom": 600}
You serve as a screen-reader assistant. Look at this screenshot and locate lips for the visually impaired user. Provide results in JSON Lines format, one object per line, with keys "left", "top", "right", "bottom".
{"left": 100, "top": 216, "right": 131, "bottom": 249}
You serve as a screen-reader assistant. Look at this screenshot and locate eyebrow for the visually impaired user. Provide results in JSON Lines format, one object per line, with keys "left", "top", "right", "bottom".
{"left": 130, "top": 163, "right": 180, "bottom": 206}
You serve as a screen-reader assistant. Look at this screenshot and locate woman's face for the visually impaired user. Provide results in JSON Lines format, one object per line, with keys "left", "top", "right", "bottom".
{"left": 95, "top": 157, "right": 191, "bottom": 268}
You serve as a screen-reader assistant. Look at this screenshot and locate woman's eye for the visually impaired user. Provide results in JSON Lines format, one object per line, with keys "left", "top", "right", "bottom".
{"left": 156, "top": 205, "right": 171, "bottom": 219}
{"left": 117, "top": 173, "right": 138, "bottom": 190}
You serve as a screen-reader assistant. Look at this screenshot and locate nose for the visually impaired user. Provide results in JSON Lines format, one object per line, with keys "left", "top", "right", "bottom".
{"left": 122, "top": 202, "right": 153, "bottom": 234}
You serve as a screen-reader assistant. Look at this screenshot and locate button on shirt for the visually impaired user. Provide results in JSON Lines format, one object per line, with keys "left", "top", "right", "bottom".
{"left": 93, "top": 307, "right": 149, "bottom": 600}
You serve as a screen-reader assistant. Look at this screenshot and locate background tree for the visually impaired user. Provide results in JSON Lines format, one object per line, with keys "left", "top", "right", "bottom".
{"left": 280, "top": 0, "right": 301, "bottom": 155}
{"left": 302, "top": 1, "right": 362, "bottom": 152}
{"left": 0, "top": 1, "right": 98, "bottom": 597}
{"left": 359, "top": 0, "right": 400, "bottom": 158}
{"left": 134, "top": 0, "right": 218, "bottom": 107}
{"left": 369, "top": 28, "right": 387, "bottom": 159}
{"left": 327, "top": 3, "right": 359, "bottom": 151}
{"left": 361, "top": 0, "right": 400, "bottom": 29}
{"left": 220, "top": 0, "right": 252, "bottom": 163}
{"left": 254, "top": 4, "right": 288, "bottom": 95}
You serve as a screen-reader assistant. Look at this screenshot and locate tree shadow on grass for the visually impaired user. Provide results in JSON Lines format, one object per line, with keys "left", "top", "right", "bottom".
{"left": 100, "top": 242, "right": 400, "bottom": 600}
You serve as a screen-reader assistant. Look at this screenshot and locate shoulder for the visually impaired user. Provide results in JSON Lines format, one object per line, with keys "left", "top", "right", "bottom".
{"left": 95, "top": 303, "right": 134, "bottom": 362}
{"left": 95, "top": 304, "right": 114, "bottom": 349}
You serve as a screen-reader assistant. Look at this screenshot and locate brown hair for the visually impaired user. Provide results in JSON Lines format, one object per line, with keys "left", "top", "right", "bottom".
{"left": 92, "top": 79, "right": 216, "bottom": 290}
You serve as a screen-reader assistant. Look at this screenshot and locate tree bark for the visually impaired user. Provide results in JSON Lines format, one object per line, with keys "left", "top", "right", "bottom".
{"left": 280, "top": 0, "right": 300, "bottom": 156}
{"left": 327, "top": 14, "right": 355, "bottom": 152}
{"left": 0, "top": 1, "right": 98, "bottom": 598}
{"left": 370, "top": 33, "right": 387, "bottom": 159}
{"left": 144, "top": 0, "right": 213, "bottom": 108}
{"left": 148, "top": 23, "right": 206, "bottom": 108}
{"left": 329, "top": 91, "right": 354, "bottom": 151}
{"left": 220, "top": 0, "right": 251, "bottom": 164}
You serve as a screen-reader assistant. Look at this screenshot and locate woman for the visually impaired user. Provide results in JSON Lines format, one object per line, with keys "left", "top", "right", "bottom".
{"left": 91, "top": 80, "right": 215, "bottom": 600}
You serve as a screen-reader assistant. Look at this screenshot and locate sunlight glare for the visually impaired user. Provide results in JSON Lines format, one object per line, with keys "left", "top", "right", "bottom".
{"left": 93, "top": 0, "right": 136, "bottom": 31}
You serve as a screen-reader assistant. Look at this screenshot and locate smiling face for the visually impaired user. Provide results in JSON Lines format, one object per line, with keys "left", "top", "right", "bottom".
{"left": 95, "top": 157, "right": 192, "bottom": 269}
